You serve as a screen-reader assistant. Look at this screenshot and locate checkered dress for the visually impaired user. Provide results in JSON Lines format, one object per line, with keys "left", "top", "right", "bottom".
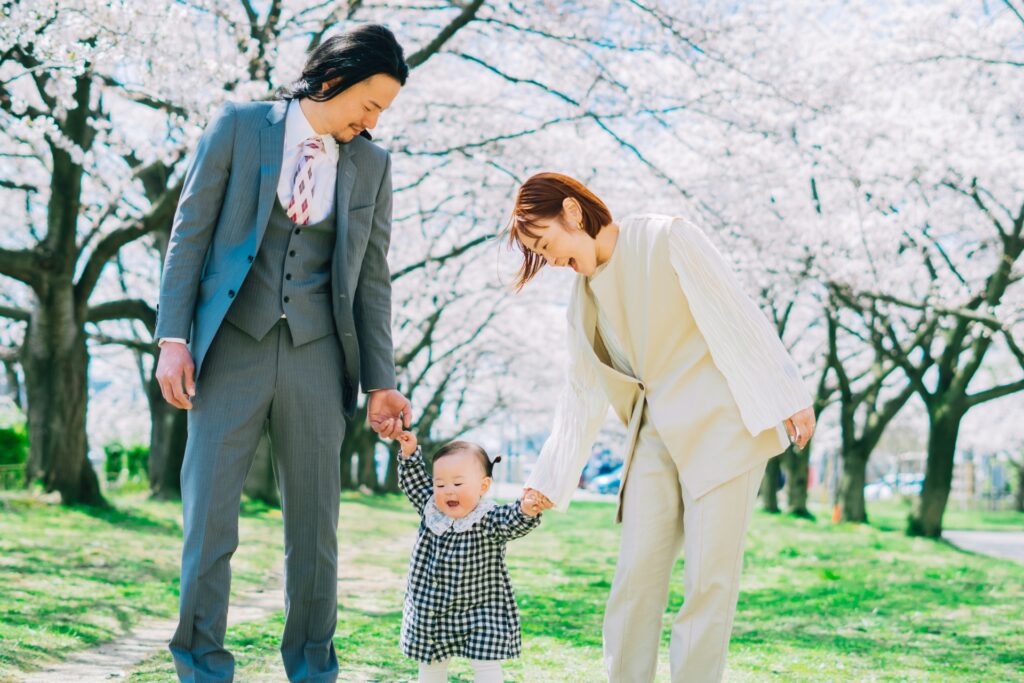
{"left": 398, "top": 448, "right": 542, "bottom": 663}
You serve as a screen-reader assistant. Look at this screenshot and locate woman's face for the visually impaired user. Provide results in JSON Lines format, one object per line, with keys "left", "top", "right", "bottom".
{"left": 523, "top": 207, "right": 600, "bottom": 276}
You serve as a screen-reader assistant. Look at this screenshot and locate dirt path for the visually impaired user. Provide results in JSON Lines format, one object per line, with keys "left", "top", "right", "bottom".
{"left": 944, "top": 529, "right": 1024, "bottom": 563}
{"left": 21, "top": 567, "right": 284, "bottom": 683}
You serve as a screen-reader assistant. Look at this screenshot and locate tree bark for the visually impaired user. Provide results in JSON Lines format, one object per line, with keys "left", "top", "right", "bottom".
{"left": 783, "top": 445, "right": 813, "bottom": 518}
{"left": 22, "top": 287, "right": 104, "bottom": 506}
{"left": 760, "top": 454, "right": 782, "bottom": 513}
{"left": 1015, "top": 462, "right": 1023, "bottom": 513}
{"left": 838, "top": 444, "right": 870, "bottom": 523}
{"left": 146, "top": 371, "right": 188, "bottom": 499}
{"left": 2, "top": 360, "right": 22, "bottom": 409}
{"left": 384, "top": 444, "right": 401, "bottom": 493}
{"left": 908, "top": 404, "right": 963, "bottom": 538}
{"left": 340, "top": 404, "right": 379, "bottom": 491}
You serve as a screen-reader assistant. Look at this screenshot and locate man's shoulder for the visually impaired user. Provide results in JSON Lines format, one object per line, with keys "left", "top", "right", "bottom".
{"left": 226, "top": 99, "right": 280, "bottom": 124}
{"left": 345, "top": 135, "right": 389, "bottom": 163}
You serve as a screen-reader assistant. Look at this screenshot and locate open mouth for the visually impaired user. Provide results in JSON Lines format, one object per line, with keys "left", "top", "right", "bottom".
{"left": 445, "top": 500, "right": 459, "bottom": 509}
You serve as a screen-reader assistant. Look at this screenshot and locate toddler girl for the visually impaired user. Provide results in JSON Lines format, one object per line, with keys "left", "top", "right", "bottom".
{"left": 395, "top": 432, "right": 543, "bottom": 683}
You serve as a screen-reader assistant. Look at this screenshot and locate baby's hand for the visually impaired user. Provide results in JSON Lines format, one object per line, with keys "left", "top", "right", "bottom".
{"left": 396, "top": 431, "right": 418, "bottom": 458}
{"left": 520, "top": 491, "right": 543, "bottom": 518}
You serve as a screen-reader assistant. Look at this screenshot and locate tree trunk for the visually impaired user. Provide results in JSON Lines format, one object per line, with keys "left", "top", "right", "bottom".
{"left": 2, "top": 360, "right": 22, "bottom": 409}
{"left": 783, "top": 444, "right": 813, "bottom": 518}
{"left": 760, "top": 454, "right": 782, "bottom": 513}
{"left": 1015, "top": 462, "right": 1024, "bottom": 513}
{"left": 358, "top": 440, "right": 379, "bottom": 491}
{"left": 22, "top": 288, "right": 104, "bottom": 506}
{"left": 146, "top": 371, "right": 188, "bottom": 500}
{"left": 384, "top": 445, "right": 400, "bottom": 493}
{"left": 243, "top": 429, "right": 280, "bottom": 506}
{"left": 908, "top": 405, "right": 962, "bottom": 538}
{"left": 838, "top": 444, "right": 869, "bottom": 523}
{"left": 341, "top": 406, "right": 379, "bottom": 491}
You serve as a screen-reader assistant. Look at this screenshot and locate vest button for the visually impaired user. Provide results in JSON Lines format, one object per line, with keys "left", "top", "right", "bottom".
{"left": 285, "top": 273, "right": 292, "bottom": 280}
{"left": 289, "top": 250, "right": 296, "bottom": 257}
{"left": 294, "top": 228, "right": 301, "bottom": 235}
{"left": 283, "top": 296, "right": 290, "bottom": 303}
{"left": 227, "top": 290, "right": 235, "bottom": 298}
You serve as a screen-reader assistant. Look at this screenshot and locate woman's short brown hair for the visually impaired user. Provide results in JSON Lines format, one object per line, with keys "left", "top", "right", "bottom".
{"left": 505, "top": 172, "right": 612, "bottom": 290}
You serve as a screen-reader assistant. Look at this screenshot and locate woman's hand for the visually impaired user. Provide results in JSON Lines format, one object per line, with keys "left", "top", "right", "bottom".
{"left": 396, "top": 431, "right": 418, "bottom": 458}
{"left": 522, "top": 487, "right": 554, "bottom": 513}
{"left": 784, "top": 407, "right": 816, "bottom": 450}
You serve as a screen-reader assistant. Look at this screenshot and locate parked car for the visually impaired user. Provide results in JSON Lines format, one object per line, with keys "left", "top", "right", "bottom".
{"left": 864, "top": 473, "right": 925, "bottom": 500}
{"left": 586, "top": 464, "right": 624, "bottom": 495}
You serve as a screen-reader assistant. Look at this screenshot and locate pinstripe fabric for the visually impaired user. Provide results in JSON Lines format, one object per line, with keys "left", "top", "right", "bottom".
{"left": 602, "top": 413, "right": 766, "bottom": 683}
{"left": 155, "top": 100, "right": 397, "bottom": 414}
{"left": 160, "top": 98, "right": 398, "bottom": 682}
{"left": 224, "top": 200, "right": 336, "bottom": 346}
{"left": 169, "top": 320, "right": 345, "bottom": 682}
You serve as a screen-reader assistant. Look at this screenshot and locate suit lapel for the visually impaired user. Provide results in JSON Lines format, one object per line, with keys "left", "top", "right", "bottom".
{"left": 333, "top": 142, "right": 357, "bottom": 289}
{"left": 255, "top": 101, "right": 287, "bottom": 244}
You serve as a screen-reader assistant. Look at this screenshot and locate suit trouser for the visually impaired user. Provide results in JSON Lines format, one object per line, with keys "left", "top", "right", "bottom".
{"left": 603, "top": 415, "right": 766, "bottom": 683}
{"left": 169, "top": 320, "right": 345, "bottom": 683}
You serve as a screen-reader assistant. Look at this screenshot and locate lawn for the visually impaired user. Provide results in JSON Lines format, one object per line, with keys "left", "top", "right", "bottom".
{"left": 2, "top": 489, "right": 1022, "bottom": 682}
{"left": 0, "top": 488, "right": 284, "bottom": 682}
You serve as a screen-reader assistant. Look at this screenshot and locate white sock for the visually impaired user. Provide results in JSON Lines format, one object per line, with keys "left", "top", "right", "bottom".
{"left": 418, "top": 658, "right": 449, "bottom": 683}
{"left": 470, "top": 659, "right": 503, "bottom": 683}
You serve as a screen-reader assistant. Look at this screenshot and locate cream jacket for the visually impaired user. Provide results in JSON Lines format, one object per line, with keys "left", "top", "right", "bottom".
{"left": 526, "top": 214, "right": 811, "bottom": 510}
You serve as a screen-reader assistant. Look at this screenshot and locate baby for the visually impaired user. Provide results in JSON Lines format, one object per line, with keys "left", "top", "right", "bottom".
{"left": 395, "top": 431, "right": 544, "bottom": 683}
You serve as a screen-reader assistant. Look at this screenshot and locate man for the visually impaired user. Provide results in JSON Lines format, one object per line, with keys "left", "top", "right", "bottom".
{"left": 155, "top": 24, "right": 412, "bottom": 682}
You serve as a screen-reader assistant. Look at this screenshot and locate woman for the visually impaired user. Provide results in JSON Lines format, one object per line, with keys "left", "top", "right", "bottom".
{"left": 507, "top": 172, "right": 815, "bottom": 682}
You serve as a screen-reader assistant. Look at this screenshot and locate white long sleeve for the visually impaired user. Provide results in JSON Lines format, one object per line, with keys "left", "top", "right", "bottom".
{"left": 667, "top": 218, "right": 811, "bottom": 436}
{"left": 525, "top": 314, "right": 610, "bottom": 512}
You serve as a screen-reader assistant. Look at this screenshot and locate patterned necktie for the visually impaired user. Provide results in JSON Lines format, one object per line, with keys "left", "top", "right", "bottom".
{"left": 286, "top": 137, "right": 325, "bottom": 225}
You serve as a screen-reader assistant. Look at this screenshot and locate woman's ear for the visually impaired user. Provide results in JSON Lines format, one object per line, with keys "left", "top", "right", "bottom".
{"left": 562, "top": 197, "right": 582, "bottom": 229}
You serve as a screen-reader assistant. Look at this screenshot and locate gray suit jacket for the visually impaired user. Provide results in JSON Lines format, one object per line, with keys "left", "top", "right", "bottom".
{"left": 155, "top": 100, "right": 397, "bottom": 415}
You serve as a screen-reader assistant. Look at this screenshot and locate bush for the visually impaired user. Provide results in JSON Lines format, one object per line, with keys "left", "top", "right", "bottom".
{"left": 103, "top": 443, "right": 149, "bottom": 481}
{"left": 0, "top": 423, "right": 28, "bottom": 466}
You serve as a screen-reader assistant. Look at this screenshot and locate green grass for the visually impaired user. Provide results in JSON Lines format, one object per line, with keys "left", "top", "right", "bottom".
{"left": 861, "top": 498, "right": 1024, "bottom": 533}
{"left": 0, "top": 491, "right": 284, "bottom": 681}
{"left": 3, "top": 491, "right": 1023, "bottom": 681}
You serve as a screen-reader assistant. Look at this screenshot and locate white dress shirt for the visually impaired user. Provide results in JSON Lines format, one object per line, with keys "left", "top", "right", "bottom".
{"left": 277, "top": 99, "right": 340, "bottom": 222}
{"left": 159, "top": 100, "right": 340, "bottom": 347}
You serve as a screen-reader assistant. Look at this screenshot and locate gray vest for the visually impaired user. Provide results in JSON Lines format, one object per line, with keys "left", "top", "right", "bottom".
{"left": 224, "top": 198, "right": 336, "bottom": 346}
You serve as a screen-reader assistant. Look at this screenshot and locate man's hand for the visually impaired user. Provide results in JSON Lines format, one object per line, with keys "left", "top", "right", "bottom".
{"left": 784, "top": 406, "right": 816, "bottom": 450}
{"left": 156, "top": 342, "right": 196, "bottom": 410}
{"left": 522, "top": 487, "right": 554, "bottom": 514}
{"left": 367, "top": 389, "right": 412, "bottom": 440}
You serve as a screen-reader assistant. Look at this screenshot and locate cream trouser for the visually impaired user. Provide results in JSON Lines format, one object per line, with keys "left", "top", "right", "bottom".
{"left": 418, "top": 658, "right": 502, "bottom": 682}
{"left": 603, "top": 418, "right": 766, "bottom": 683}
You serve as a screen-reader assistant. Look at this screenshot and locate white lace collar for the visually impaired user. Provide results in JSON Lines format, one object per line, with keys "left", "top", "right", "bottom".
{"left": 424, "top": 497, "right": 496, "bottom": 536}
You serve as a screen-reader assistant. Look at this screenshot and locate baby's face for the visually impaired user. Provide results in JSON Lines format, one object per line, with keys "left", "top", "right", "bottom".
{"left": 432, "top": 449, "right": 491, "bottom": 519}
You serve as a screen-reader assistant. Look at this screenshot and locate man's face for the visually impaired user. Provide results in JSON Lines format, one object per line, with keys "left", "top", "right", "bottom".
{"left": 319, "top": 73, "right": 402, "bottom": 142}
